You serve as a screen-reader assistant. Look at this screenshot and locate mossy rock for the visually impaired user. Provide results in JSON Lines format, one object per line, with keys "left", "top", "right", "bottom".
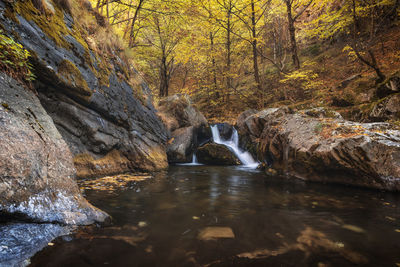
{"left": 197, "top": 143, "right": 240, "bottom": 166}
{"left": 58, "top": 59, "right": 91, "bottom": 96}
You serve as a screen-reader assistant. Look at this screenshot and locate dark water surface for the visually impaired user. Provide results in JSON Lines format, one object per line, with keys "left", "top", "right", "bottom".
{"left": 30, "top": 166, "right": 400, "bottom": 266}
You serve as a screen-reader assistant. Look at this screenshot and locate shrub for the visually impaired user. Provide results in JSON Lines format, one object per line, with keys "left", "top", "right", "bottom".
{"left": 0, "top": 31, "right": 35, "bottom": 83}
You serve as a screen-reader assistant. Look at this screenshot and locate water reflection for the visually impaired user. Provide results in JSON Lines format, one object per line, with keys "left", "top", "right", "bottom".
{"left": 30, "top": 166, "right": 400, "bottom": 266}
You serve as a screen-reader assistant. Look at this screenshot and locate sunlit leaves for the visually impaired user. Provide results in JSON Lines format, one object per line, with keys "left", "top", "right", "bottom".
{"left": 0, "top": 31, "right": 35, "bottom": 83}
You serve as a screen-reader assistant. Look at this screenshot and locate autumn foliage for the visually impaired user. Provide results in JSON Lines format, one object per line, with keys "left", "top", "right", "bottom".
{"left": 90, "top": 0, "right": 400, "bottom": 120}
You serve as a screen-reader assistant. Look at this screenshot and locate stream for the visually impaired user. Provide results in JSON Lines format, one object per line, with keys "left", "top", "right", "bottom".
{"left": 28, "top": 165, "right": 400, "bottom": 266}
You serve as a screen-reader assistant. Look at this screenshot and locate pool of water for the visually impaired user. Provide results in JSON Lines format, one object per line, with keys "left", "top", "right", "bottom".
{"left": 30, "top": 166, "right": 400, "bottom": 266}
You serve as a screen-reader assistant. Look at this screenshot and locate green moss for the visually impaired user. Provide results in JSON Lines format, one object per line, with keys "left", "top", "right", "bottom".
{"left": 58, "top": 59, "right": 91, "bottom": 96}
{"left": 1, "top": 102, "right": 9, "bottom": 110}
{"left": 15, "top": 0, "right": 69, "bottom": 48}
{"left": 0, "top": 30, "right": 35, "bottom": 83}
{"left": 14, "top": 0, "right": 90, "bottom": 63}
{"left": 9, "top": 0, "right": 132, "bottom": 101}
{"left": 314, "top": 122, "right": 324, "bottom": 134}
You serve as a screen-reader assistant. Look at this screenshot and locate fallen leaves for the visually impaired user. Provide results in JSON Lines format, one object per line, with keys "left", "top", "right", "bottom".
{"left": 78, "top": 173, "right": 152, "bottom": 192}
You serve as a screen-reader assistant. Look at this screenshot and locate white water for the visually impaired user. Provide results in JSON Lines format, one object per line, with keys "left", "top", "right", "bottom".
{"left": 210, "top": 125, "right": 259, "bottom": 168}
{"left": 192, "top": 153, "right": 198, "bottom": 164}
{"left": 177, "top": 153, "right": 202, "bottom": 166}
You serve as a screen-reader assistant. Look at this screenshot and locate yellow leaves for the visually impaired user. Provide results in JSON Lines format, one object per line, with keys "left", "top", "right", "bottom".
{"left": 280, "top": 66, "right": 321, "bottom": 91}
{"left": 79, "top": 173, "right": 152, "bottom": 192}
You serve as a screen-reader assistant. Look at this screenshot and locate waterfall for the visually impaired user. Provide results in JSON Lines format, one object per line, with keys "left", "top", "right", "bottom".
{"left": 178, "top": 153, "right": 202, "bottom": 166}
{"left": 192, "top": 153, "right": 198, "bottom": 164}
{"left": 210, "top": 125, "right": 259, "bottom": 168}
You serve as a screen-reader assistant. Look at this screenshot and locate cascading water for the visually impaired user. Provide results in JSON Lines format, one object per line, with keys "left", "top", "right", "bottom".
{"left": 178, "top": 153, "right": 202, "bottom": 166}
{"left": 210, "top": 125, "right": 259, "bottom": 168}
{"left": 192, "top": 153, "right": 198, "bottom": 164}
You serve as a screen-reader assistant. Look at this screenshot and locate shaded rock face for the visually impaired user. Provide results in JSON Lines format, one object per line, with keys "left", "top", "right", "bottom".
{"left": 197, "top": 143, "right": 240, "bottom": 165}
{"left": 0, "top": 223, "right": 70, "bottom": 266}
{"left": 215, "top": 123, "right": 233, "bottom": 141}
{"left": 0, "top": 1, "right": 168, "bottom": 177}
{"left": 0, "top": 74, "right": 108, "bottom": 224}
{"left": 158, "top": 94, "right": 211, "bottom": 163}
{"left": 167, "top": 126, "right": 196, "bottom": 163}
{"left": 237, "top": 107, "right": 400, "bottom": 191}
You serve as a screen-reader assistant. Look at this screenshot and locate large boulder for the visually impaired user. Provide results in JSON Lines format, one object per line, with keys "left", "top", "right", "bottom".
{"left": 166, "top": 126, "right": 196, "bottom": 163}
{"left": 0, "top": 0, "right": 168, "bottom": 178}
{"left": 197, "top": 143, "right": 240, "bottom": 165}
{"left": 158, "top": 94, "right": 208, "bottom": 132}
{"left": 0, "top": 74, "right": 108, "bottom": 224}
{"left": 158, "top": 94, "right": 211, "bottom": 163}
{"left": 237, "top": 107, "right": 400, "bottom": 191}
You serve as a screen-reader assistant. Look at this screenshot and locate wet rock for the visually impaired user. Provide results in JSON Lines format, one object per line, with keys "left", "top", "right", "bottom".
{"left": 158, "top": 94, "right": 211, "bottom": 163}
{"left": 237, "top": 107, "right": 400, "bottom": 191}
{"left": 0, "top": 223, "right": 71, "bottom": 267}
{"left": 198, "top": 227, "right": 235, "bottom": 241}
{"left": 215, "top": 123, "right": 233, "bottom": 140}
{"left": 197, "top": 143, "right": 240, "bottom": 165}
{"left": 0, "top": 74, "right": 108, "bottom": 224}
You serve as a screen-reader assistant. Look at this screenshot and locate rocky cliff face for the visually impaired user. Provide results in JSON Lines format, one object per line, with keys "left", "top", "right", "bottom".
{"left": 0, "top": 0, "right": 170, "bottom": 224}
{"left": 0, "top": 0, "right": 168, "bottom": 178}
{"left": 0, "top": 73, "right": 108, "bottom": 224}
{"left": 237, "top": 107, "right": 400, "bottom": 191}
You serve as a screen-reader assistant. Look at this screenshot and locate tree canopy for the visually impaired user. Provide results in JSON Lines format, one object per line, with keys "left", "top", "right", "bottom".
{"left": 90, "top": 0, "right": 400, "bottom": 118}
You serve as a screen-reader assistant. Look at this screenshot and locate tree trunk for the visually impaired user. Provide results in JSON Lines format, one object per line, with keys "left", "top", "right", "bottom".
{"left": 129, "top": 0, "right": 145, "bottom": 48}
{"left": 251, "top": 0, "right": 263, "bottom": 104}
{"left": 159, "top": 55, "right": 168, "bottom": 97}
{"left": 226, "top": 5, "right": 232, "bottom": 104}
{"left": 210, "top": 32, "right": 219, "bottom": 98}
{"left": 285, "top": 0, "right": 300, "bottom": 69}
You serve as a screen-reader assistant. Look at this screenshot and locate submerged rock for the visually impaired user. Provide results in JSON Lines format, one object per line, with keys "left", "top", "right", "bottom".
{"left": 158, "top": 94, "right": 211, "bottom": 163}
{"left": 0, "top": 223, "right": 70, "bottom": 267}
{"left": 197, "top": 143, "right": 240, "bottom": 165}
{"left": 237, "top": 107, "right": 400, "bottom": 190}
{"left": 198, "top": 227, "right": 235, "bottom": 241}
{"left": 0, "top": 74, "right": 108, "bottom": 224}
